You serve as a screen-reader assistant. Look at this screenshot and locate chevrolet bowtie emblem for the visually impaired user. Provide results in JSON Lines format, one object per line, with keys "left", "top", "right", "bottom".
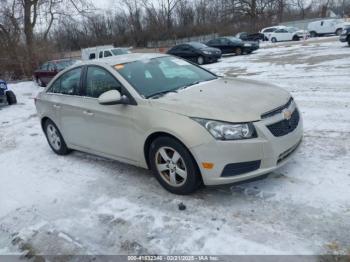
{"left": 283, "top": 109, "right": 292, "bottom": 120}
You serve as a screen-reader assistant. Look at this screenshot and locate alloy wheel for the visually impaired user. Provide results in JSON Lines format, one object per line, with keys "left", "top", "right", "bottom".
{"left": 155, "top": 147, "right": 188, "bottom": 187}
{"left": 197, "top": 56, "right": 204, "bottom": 65}
{"left": 47, "top": 124, "right": 62, "bottom": 151}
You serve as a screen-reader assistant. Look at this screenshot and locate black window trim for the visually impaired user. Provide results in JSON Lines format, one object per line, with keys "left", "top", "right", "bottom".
{"left": 46, "top": 66, "right": 85, "bottom": 97}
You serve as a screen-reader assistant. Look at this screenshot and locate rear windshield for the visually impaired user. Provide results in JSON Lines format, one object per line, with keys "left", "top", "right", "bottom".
{"left": 56, "top": 60, "right": 76, "bottom": 70}
{"left": 114, "top": 56, "right": 217, "bottom": 98}
{"left": 189, "top": 42, "right": 208, "bottom": 49}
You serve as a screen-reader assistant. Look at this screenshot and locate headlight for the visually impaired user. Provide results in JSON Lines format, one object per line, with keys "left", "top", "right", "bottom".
{"left": 0, "top": 83, "right": 7, "bottom": 90}
{"left": 203, "top": 51, "right": 211, "bottom": 55}
{"left": 192, "top": 118, "right": 257, "bottom": 140}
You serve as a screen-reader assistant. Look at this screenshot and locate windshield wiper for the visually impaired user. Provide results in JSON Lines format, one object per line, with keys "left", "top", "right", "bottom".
{"left": 178, "top": 78, "right": 216, "bottom": 91}
{"left": 147, "top": 89, "right": 178, "bottom": 99}
{"left": 178, "top": 81, "right": 201, "bottom": 91}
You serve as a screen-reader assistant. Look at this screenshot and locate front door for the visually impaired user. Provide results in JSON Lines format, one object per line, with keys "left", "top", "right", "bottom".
{"left": 79, "top": 66, "right": 138, "bottom": 163}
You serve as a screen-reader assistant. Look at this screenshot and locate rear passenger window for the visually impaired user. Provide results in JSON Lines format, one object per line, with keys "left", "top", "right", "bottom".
{"left": 85, "top": 66, "right": 122, "bottom": 98}
{"left": 47, "top": 68, "right": 82, "bottom": 95}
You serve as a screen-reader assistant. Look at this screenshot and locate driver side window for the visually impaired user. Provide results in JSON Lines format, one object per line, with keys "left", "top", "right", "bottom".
{"left": 85, "top": 66, "right": 122, "bottom": 98}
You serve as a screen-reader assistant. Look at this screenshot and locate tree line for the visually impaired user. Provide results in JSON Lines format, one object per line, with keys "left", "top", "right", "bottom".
{"left": 0, "top": 0, "right": 349, "bottom": 79}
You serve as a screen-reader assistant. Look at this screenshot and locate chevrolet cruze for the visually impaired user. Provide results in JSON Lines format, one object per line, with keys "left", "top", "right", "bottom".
{"left": 35, "top": 53, "right": 303, "bottom": 195}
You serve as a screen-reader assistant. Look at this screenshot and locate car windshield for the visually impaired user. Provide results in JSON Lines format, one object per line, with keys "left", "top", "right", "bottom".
{"left": 227, "top": 37, "right": 242, "bottom": 42}
{"left": 114, "top": 56, "right": 217, "bottom": 98}
{"left": 111, "top": 48, "right": 131, "bottom": 55}
{"left": 56, "top": 60, "right": 76, "bottom": 70}
{"left": 189, "top": 42, "right": 208, "bottom": 49}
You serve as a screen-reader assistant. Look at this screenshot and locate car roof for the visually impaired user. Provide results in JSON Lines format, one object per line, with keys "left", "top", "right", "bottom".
{"left": 82, "top": 53, "right": 169, "bottom": 66}
{"left": 49, "top": 59, "right": 76, "bottom": 63}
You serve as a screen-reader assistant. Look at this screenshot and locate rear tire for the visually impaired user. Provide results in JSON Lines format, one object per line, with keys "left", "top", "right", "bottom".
{"left": 310, "top": 31, "right": 317, "bottom": 38}
{"left": 43, "top": 119, "right": 71, "bottom": 155}
{"left": 336, "top": 28, "right": 342, "bottom": 36}
{"left": 235, "top": 47, "right": 243, "bottom": 55}
{"left": 6, "top": 90, "right": 17, "bottom": 105}
{"left": 149, "top": 136, "right": 202, "bottom": 195}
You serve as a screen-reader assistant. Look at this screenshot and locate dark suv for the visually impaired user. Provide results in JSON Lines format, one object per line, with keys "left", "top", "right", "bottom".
{"left": 339, "top": 25, "right": 350, "bottom": 46}
{"left": 33, "top": 59, "right": 77, "bottom": 87}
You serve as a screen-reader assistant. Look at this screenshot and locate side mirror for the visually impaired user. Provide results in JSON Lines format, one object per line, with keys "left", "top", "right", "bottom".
{"left": 98, "top": 90, "right": 129, "bottom": 105}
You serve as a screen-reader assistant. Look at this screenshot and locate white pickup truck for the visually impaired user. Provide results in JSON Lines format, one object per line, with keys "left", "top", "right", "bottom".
{"left": 81, "top": 45, "right": 131, "bottom": 60}
{"left": 308, "top": 19, "right": 345, "bottom": 37}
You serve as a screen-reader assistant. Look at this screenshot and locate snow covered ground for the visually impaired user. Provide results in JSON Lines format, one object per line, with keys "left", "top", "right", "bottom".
{"left": 0, "top": 39, "right": 350, "bottom": 257}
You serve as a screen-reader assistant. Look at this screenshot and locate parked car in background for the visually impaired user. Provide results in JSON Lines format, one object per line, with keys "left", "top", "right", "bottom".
{"left": 81, "top": 45, "right": 131, "bottom": 61}
{"left": 269, "top": 27, "right": 309, "bottom": 43}
{"left": 339, "top": 24, "right": 350, "bottom": 46}
{"left": 206, "top": 37, "right": 259, "bottom": 55}
{"left": 35, "top": 53, "right": 303, "bottom": 195}
{"left": 260, "top": 26, "right": 286, "bottom": 40}
{"left": 167, "top": 42, "right": 221, "bottom": 65}
{"left": 308, "top": 19, "right": 345, "bottom": 37}
{"left": 0, "top": 79, "right": 17, "bottom": 106}
{"left": 33, "top": 59, "right": 77, "bottom": 87}
{"left": 236, "top": 32, "right": 266, "bottom": 42}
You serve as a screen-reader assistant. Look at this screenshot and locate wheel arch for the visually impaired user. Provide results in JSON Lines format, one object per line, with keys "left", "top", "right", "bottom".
{"left": 143, "top": 131, "right": 201, "bottom": 177}
{"left": 40, "top": 116, "right": 56, "bottom": 132}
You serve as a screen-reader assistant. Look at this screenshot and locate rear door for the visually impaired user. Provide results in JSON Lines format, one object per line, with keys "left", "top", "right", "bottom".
{"left": 274, "top": 29, "right": 290, "bottom": 41}
{"left": 51, "top": 67, "right": 90, "bottom": 148}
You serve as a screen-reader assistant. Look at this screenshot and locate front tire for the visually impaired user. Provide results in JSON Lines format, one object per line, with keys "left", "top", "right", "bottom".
{"left": 271, "top": 37, "right": 277, "bottom": 43}
{"left": 293, "top": 35, "right": 300, "bottom": 41}
{"left": 149, "top": 137, "right": 202, "bottom": 195}
{"left": 6, "top": 91, "right": 17, "bottom": 105}
{"left": 197, "top": 56, "right": 205, "bottom": 65}
{"left": 44, "top": 119, "right": 71, "bottom": 155}
{"left": 310, "top": 31, "right": 317, "bottom": 38}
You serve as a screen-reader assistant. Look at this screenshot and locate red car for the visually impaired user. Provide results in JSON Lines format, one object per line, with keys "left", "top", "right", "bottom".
{"left": 33, "top": 59, "right": 77, "bottom": 87}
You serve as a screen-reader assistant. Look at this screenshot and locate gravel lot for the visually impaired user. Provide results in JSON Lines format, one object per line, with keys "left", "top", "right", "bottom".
{"left": 0, "top": 39, "right": 349, "bottom": 257}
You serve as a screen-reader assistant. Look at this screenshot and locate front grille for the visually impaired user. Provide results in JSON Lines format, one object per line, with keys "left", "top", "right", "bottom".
{"left": 267, "top": 109, "right": 300, "bottom": 137}
{"left": 221, "top": 160, "right": 261, "bottom": 177}
{"left": 261, "top": 97, "right": 293, "bottom": 119}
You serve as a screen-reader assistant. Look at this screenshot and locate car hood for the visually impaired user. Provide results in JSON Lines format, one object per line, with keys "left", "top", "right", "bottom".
{"left": 150, "top": 78, "right": 291, "bottom": 122}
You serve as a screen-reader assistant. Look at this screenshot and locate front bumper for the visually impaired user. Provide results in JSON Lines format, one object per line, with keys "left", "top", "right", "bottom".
{"left": 243, "top": 45, "right": 259, "bottom": 53}
{"left": 191, "top": 110, "right": 303, "bottom": 186}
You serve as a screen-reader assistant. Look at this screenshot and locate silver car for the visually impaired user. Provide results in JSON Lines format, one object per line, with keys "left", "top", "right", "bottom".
{"left": 35, "top": 53, "right": 303, "bottom": 195}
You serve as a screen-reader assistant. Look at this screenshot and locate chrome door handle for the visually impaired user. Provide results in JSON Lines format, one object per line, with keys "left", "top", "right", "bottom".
{"left": 83, "top": 110, "right": 94, "bottom": 116}
{"left": 53, "top": 104, "right": 61, "bottom": 109}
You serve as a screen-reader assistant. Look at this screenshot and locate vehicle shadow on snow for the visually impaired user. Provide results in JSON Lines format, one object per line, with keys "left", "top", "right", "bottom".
{"left": 67, "top": 150, "right": 285, "bottom": 204}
